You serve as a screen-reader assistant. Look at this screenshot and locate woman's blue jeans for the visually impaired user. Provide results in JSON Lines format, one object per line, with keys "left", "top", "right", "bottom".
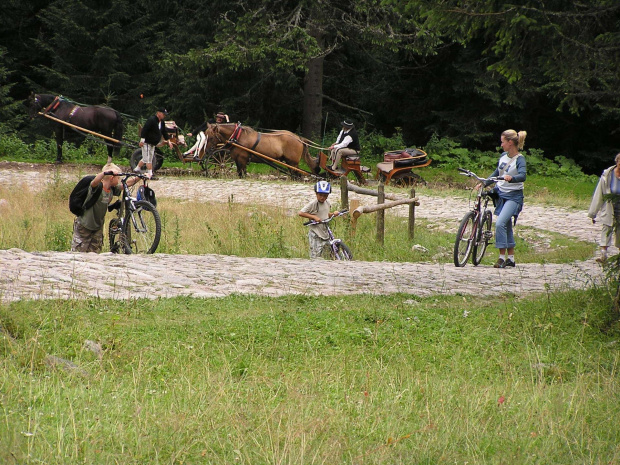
{"left": 495, "top": 200, "right": 520, "bottom": 249}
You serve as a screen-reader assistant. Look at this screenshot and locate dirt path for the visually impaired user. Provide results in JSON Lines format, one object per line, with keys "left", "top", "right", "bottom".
{"left": 0, "top": 161, "right": 609, "bottom": 302}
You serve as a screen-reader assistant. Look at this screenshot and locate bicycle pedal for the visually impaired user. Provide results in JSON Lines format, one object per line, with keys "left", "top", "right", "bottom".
{"left": 484, "top": 231, "right": 493, "bottom": 240}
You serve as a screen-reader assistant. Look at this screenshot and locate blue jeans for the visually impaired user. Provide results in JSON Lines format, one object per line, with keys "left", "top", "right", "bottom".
{"left": 495, "top": 200, "right": 520, "bottom": 249}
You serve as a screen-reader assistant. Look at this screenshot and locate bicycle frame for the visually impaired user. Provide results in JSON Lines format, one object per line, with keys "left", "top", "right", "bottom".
{"left": 108, "top": 173, "right": 161, "bottom": 254}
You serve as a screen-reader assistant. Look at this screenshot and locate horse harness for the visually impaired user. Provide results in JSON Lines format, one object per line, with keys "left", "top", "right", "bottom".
{"left": 42, "top": 95, "right": 80, "bottom": 122}
{"left": 215, "top": 123, "right": 261, "bottom": 152}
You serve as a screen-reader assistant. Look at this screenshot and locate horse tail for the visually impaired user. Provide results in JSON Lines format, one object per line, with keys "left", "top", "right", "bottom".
{"left": 300, "top": 137, "right": 320, "bottom": 174}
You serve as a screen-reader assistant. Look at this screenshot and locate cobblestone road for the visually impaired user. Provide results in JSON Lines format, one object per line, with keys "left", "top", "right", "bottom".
{"left": 0, "top": 162, "right": 610, "bottom": 302}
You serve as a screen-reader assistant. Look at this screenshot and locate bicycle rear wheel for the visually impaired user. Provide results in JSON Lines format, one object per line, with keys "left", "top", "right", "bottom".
{"left": 472, "top": 210, "right": 492, "bottom": 266}
{"left": 454, "top": 211, "right": 476, "bottom": 267}
{"left": 332, "top": 242, "right": 353, "bottom": 260}
{"left": 123, "top": 200, "right": 161, "bottom": 254}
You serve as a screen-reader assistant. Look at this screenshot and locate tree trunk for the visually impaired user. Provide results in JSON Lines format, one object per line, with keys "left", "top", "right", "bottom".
{"left": 302, "top": 29, "right": 324, "bottom": 140}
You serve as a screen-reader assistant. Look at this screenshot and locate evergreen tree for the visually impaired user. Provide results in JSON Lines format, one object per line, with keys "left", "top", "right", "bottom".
{"left": 0, "top": 47, "right": 25, "bottom": 133}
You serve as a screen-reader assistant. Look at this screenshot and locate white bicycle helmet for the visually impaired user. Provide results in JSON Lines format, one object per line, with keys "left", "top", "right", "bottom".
{"left": 314, "top": 180, "right": 331, "bottom": 194}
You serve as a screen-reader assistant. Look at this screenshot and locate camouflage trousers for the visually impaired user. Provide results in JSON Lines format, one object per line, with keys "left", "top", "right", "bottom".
{"left": 71, "top": 219, "right": 104, "bottom": 253}
{"left": 308, "top": 230, "right": 330, "bottom": 259}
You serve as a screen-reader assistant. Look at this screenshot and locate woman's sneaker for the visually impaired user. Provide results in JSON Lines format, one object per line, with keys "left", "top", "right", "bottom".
{"left": 494, "top": 258, "right": 515, "bottom": 268}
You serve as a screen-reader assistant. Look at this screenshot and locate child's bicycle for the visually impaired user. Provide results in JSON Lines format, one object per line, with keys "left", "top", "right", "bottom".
{"left": 107, "top": 173, "right": 161, "bottom": 254}
{"left": 454, "top": 168, "right": 504, "bottom": 267}
{"left": 303, "top": 210, "right": 353, "bottom": 260}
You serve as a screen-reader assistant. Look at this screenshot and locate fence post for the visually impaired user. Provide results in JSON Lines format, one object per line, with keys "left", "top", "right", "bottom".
{"left": 408, "top": 187, "right": 416, "bottom": 240}
{"left": 377, "top": 182, "right": 385, "bottom": 245}
{"left": 340, "top": 176, "right": 349, "bottom": 212}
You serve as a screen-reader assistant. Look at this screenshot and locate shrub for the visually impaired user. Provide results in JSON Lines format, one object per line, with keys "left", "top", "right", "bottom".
{"left": 424, "top": 133, "right": 595, "bottom": 180}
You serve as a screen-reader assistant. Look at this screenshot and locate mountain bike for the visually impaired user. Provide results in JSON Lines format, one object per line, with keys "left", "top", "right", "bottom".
{"left": 108, "top": 173, "right": 161, "bottom": 254}
{"left": 453, "top": 168, "right": 503, "bottom": 267}
{"left": 304, "top": 210, "right": 353, "bottom": 260}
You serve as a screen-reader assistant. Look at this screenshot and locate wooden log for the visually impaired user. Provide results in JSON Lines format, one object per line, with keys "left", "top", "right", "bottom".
{"left": 352, "top": 197, "right": 420, "bottom": 219}
{"left": 39, "top": 112, "right": 121, "bottom": 143}
{"left": 346, "top": 181, "right": 399, "bottom": 201}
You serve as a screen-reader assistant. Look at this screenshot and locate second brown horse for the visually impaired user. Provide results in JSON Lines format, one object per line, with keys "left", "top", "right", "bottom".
{"left": 204, "top": 123, "right": 319, "bottom": 178}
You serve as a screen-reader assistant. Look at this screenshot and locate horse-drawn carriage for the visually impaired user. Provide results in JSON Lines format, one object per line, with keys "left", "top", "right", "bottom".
{"left": 29, "top": 94, "right": 430, "bottom": 185}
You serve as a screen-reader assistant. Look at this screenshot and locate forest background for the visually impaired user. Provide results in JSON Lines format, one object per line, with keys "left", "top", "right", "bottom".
{"left": 1, "top": 0, "right": 619, "bottom": 174}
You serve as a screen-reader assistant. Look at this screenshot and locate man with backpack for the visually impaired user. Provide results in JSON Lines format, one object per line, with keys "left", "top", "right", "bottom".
{"left": 70, "top": 163, "right": 137, "bottom": 253}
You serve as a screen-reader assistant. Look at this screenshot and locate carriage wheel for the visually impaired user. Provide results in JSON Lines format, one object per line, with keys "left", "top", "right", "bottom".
{"left": 391, "top": 171, "right": 426, "bottom": 187}
{"left": 130, "top": 149, "right": 164, "bottom": 172}
{"left": 202, "top": 149, "right": 235, "bottom": 177}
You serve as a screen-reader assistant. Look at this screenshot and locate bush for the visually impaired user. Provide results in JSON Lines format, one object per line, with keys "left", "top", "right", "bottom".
{"left": 424, "top": 133, "right": 596, "bottom": 180}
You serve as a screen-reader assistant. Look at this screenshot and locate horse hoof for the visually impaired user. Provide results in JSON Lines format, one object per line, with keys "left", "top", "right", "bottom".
{"left": 54, "top": 159, "right": 63, "bottom": 164}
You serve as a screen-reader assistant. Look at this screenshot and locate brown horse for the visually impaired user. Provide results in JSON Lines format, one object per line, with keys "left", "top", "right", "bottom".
{"left": 204, "top": 123, "right": 319, "bottom": 177}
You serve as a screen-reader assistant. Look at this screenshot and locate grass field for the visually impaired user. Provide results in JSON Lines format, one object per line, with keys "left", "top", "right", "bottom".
{"left": 1, "top": 290, "right": 619, "bottom": 464}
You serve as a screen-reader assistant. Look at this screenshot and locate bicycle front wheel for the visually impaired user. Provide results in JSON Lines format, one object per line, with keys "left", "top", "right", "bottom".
{"left": 454, "top": 211, "right": 476, "bottom": 267}
{"left": 472, "top": 210, "right": 492, "bottom": 266}
{"left": 123, "top": 200, "right": 161, "bottom": 254}
{"left": 332, "top": 242, "right": 353, "bottom": 260}
{"left": 108, "top": 218, "right": 131, "bottom": 254}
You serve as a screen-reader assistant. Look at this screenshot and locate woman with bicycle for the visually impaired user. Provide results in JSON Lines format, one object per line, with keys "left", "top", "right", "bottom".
{"left": 479, "top": 129, "right": 527, "bottom": 268}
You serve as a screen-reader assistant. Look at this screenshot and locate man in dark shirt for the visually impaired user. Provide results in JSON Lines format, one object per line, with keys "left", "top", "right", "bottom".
{"left": 136, "top": 108, "right": 172, "bottom": 178}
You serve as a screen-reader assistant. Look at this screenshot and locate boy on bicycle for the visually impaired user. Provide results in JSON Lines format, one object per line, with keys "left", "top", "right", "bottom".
{"left": 299, "top": 181, "right": 340, "bottom": 259}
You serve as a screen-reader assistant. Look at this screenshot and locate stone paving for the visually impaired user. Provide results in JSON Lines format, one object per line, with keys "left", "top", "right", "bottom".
{"left": 0, "top": 162, "right": 612, "bottom": 302}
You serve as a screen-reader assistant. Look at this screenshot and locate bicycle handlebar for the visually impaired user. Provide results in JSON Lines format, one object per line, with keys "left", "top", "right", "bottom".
{"left": 457, "top": 167, "right": 504, "bottom": 183}
{"left": 303, "top": 210, "right": 349, "bottom": 226}
{"left": 107, "top": 172, "right": 151, "bottom": 180}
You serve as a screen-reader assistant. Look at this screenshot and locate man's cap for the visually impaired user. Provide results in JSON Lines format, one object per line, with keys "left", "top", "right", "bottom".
{"left": 341, "top": 120, "right": 354, "bottom": 128}
{"left": 157, "top": 108, "right": 169, "bottom": 115}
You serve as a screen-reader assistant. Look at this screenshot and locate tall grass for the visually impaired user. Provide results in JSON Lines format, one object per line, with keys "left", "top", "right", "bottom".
{"left": 0, "top": 179, "right": 594, "bottom": 264}
{"left": 1, "top": 291, "right": 618, "bottom": 463}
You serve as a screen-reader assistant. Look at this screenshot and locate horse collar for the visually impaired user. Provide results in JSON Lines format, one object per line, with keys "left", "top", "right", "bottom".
{"left": 44, "top": 96, "right": 61, "bottom": 114}
{"left": 229, "top": 123, "right": 243, "bottom": 144}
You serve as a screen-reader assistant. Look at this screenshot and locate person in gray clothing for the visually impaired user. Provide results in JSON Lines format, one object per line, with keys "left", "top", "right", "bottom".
{"left": 588, "top": 152, "right": 620, "bottom": 263}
